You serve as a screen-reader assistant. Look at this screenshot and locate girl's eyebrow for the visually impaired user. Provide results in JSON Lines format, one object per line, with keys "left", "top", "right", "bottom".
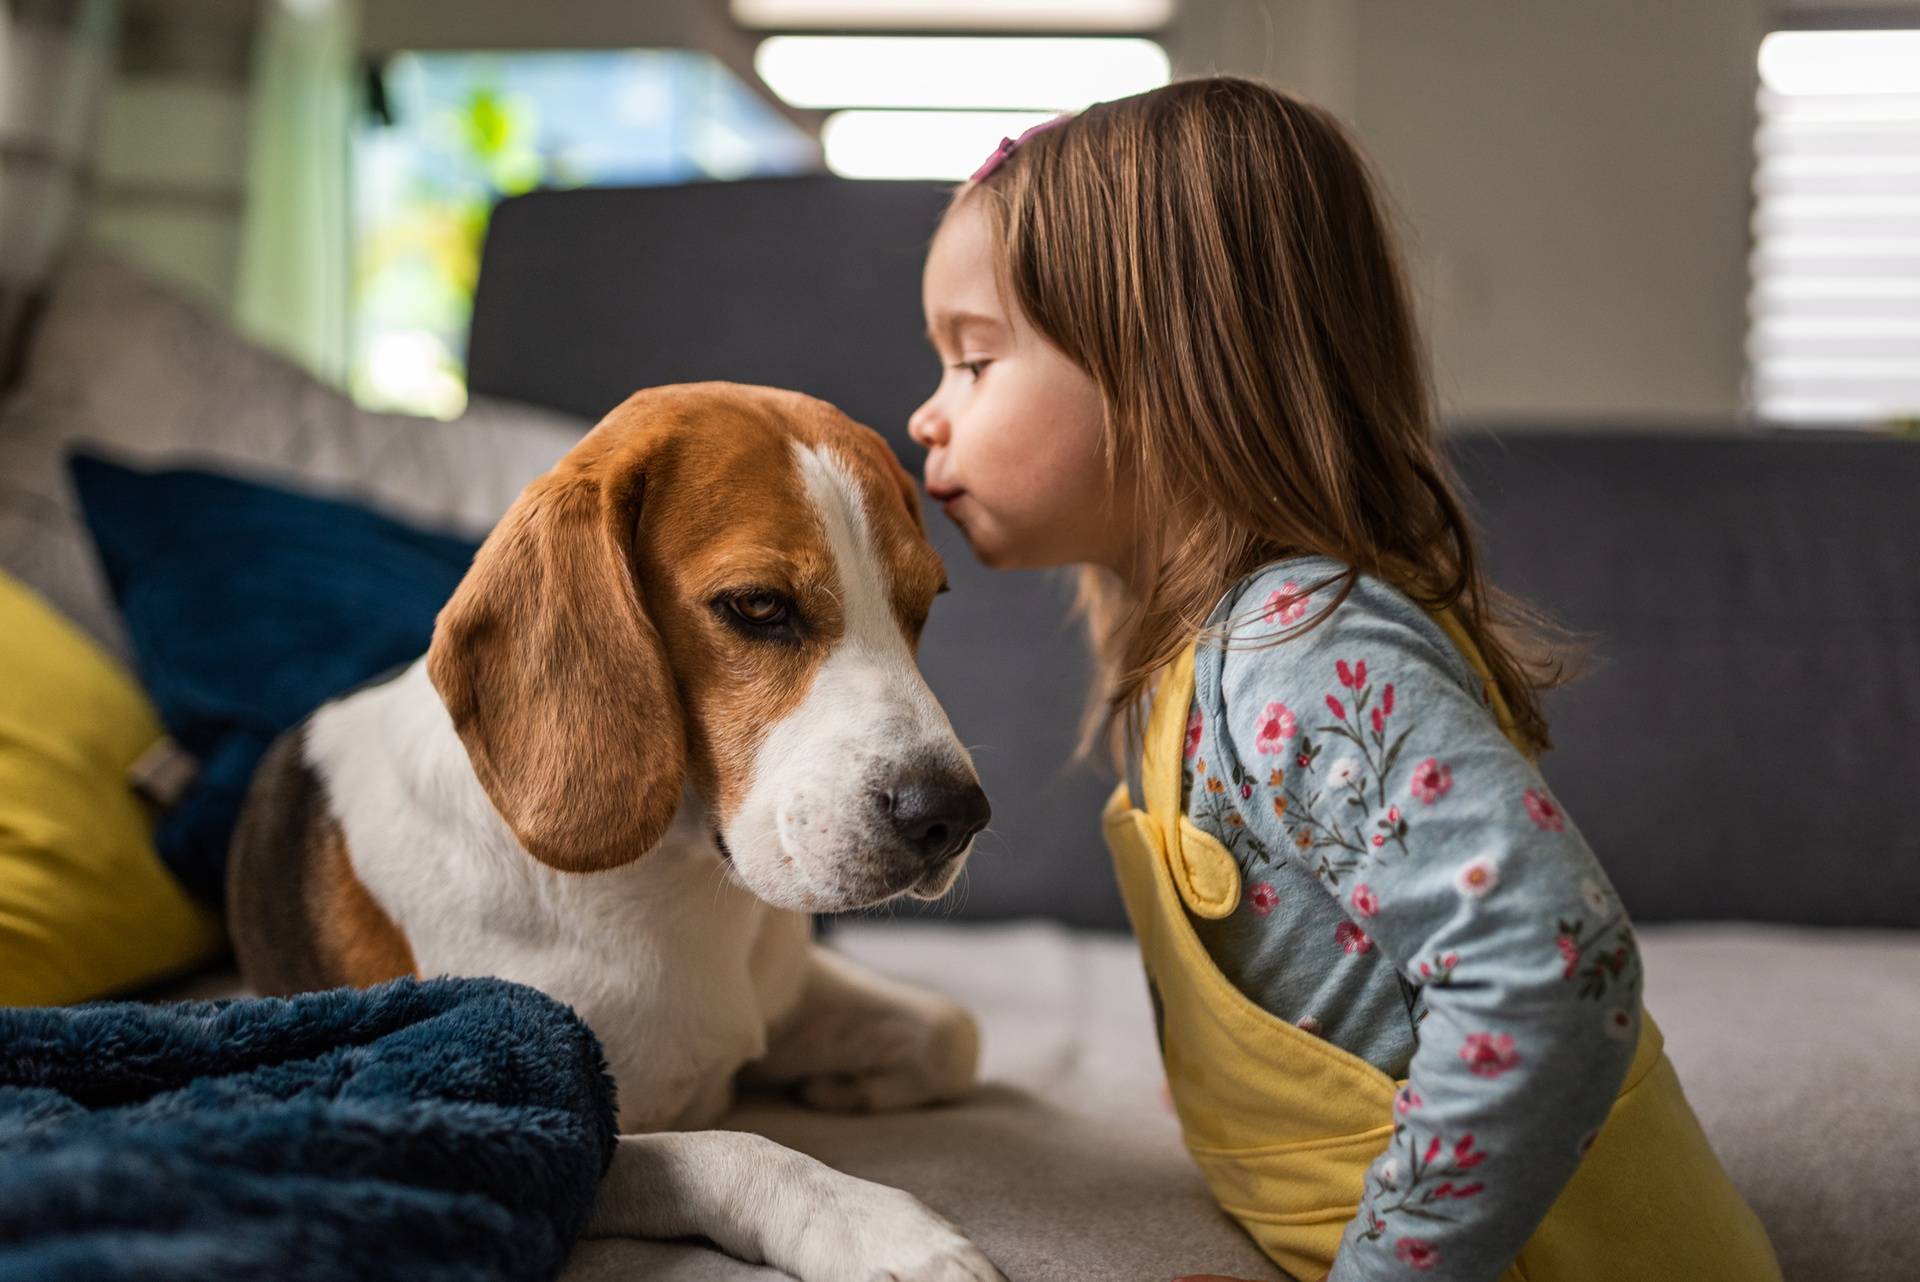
{"left": 925, "top": 309, "right": 1007, "bottom": 350}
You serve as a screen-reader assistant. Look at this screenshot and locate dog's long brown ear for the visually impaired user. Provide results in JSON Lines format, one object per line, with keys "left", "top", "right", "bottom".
{"left": 426, "top": 439, "right": 685, "bottom": 872}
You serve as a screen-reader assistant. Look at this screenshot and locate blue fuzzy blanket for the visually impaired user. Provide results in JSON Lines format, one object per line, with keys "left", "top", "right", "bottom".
{"left": 0, "top": 978, "right": 618, "bottom": 1282}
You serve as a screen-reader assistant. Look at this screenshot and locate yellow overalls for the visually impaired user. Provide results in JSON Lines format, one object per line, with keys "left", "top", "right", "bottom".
{"left": 1101, "top": 626, "right": 1782, "bottom": 1282}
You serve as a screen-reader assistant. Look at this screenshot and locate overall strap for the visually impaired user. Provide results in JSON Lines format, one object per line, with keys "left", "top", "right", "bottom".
{"left": 1138, "top": 642, "right": 1240, "bottom": 919}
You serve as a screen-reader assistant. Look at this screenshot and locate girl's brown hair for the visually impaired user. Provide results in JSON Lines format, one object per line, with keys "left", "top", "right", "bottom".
{"left": 952, "top": 76, "right": 1577, "bottom": 762}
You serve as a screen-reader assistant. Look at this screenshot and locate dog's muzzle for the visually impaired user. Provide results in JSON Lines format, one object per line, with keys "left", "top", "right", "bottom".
{"left": 874, "top": 764, "right": 991, "bottom": 865}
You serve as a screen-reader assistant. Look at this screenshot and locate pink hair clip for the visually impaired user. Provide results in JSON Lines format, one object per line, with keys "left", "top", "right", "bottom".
{"left": 969, "top": 114, "right": 1072, "bottom": 183}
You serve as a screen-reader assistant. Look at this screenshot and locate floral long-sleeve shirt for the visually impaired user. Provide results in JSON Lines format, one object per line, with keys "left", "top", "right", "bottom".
{"left": 1179, "top": 558, "right": 1643, "bottom": 1281}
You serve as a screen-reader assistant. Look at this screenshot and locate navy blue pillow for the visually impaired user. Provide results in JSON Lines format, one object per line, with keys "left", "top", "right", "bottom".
{"left": 68, "top": 451, "right": 481, "bottom": 903}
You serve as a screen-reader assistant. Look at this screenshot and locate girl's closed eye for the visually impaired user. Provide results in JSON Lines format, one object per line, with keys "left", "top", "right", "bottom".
{"left": 952, "top": 359, "right": 991, "bottom": 380}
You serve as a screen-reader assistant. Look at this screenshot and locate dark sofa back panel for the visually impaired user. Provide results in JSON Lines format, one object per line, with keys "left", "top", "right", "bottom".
{"left": 1453, "top": 433, "right": 1920, "bottom": 928}
{"left": 468, "top": 177, "right": 951, "bottom": 448}
{"left": 467, "top": 179, "right": 1920, "bottom": 930}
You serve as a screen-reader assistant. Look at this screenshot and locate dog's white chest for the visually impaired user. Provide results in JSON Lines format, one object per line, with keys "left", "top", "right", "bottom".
{"left": 308, "top": 666, "right": 814, "bottom": 1134}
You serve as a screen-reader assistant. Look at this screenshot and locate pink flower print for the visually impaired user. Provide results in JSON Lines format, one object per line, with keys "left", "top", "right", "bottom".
{"left": 1452, "top": 1133, "right": 1488, "bottom": 1169}
{"left": 1396, "top": 1238, "right": 1440, "bottom": 1270}
{"left": 1336, "top": 658, "right": 1367, "bottom": 689}
{"left": 1423, "top": 1135, "right": 1443, "bottom": 1164}
{"left": 1417, "top": 950, "right": 1462, "bottom": 984}
{"left": 1455, "top": 856, "right": 1499, "bottom": 897}
{"left": 1335, "top": 921, "right": 1373, "bottom": 954}
{"left": 1410, "top": 758, "right": 1453, "bottom": 804}
{"left": 1264, "top": 582, "right": 1308, "bottom": 625}
{"left": 1395, "top": 1087, "right": 1422, "bottom": 1115}
{"left": 1453, "top": 1182, "right": 1485, "bottom": 1198}
{"left": 1240, "top": 781, "right": 1253, "bottom": 799}
{"left": 1460, "top": 1032, "right": 1520, "bottom": 1078}
{"left": 1557, "top": 934, "right": 1580, "bottom": 978}
{"left": 1253, "top": 701, "right": 1296, "bottom": 754}
{"left": 1524, "top": 788, "right": 1566, "bottom": 832}
{"left": 1350, "top": 883, "right": 1380, "bottom": 917}
{"left": 1247, "top": 882, "right": 1279, "bottom": 916}
{"left": 1296, "top": 1015, "right": 1324, "bottom": 1036}
{"left": 1382, "top": 683, "right": 1394, "bottom": 716}
{"left": 1371, "top": 833, "right": 1386, "bottom": 847}
{"left": 1184, "top": 708, "right": 1203, "bottom": 759}
{"left": 1326, "top": 693, "right": 1347, "bottom": 720}
{"left": 1370, "top": 705, "right": 1385, "bottom": 734}
{"left": 1387, "top": 805, "right": 1400, "bottom": 823}
{"left": 1604, "top": 1007, "right": 1636, "bottom": 1040}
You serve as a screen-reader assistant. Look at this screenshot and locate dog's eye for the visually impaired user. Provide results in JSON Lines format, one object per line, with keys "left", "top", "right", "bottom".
{"left": 724, "top": 591, "right": 791, "bottom": 629}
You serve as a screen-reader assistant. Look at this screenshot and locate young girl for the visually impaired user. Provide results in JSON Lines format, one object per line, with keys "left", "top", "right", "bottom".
{"left": 909, "top": 78, "right": 1780, "bottom": 1282}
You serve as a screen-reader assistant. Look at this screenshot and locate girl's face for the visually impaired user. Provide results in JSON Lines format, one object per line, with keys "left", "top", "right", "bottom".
{"left": 910, "top": 199, "right": 1135, "bottom": 575}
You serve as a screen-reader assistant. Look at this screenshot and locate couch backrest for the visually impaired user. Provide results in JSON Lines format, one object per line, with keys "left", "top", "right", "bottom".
{"left": 469, "top": 177, "right": 1920, "bottom": 929}
{"left": 1453, "top": 431, "right": 1920, "bottom": 927}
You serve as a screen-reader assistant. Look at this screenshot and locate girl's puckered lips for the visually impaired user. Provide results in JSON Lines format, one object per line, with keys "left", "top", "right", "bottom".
{"left": 925, "top": 484, "right": 969, "bottom": 517}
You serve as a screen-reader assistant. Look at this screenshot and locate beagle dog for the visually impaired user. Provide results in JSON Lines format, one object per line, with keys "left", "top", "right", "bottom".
{"left": 227, "top": 383, "right": 1004, "bottom": 1282}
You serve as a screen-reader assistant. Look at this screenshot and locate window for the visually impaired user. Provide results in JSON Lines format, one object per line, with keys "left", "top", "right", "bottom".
{"left": 1748, "top": 29, "right": 1920, "bottom": 427}
{"left": 352, "top": 50, "right": 814, "bottom": 417}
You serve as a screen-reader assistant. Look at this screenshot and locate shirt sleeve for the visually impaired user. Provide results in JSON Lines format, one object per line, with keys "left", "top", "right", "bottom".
{"left": 1206, "top": 571, "right": 1643, "bottom": 1282}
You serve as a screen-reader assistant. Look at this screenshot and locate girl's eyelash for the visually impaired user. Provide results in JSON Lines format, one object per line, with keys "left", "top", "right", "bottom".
{"left": 951, "top": 360, "right": 990, "bottom": 378}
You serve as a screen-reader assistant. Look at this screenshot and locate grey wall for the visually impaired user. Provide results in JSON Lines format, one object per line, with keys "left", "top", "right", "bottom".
{"left": 1168, "top": 0, "right": 1772, "bottom": 424}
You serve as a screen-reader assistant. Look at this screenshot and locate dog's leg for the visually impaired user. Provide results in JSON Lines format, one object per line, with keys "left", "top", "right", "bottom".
{"left": 746, "top": 944, "right": 980, "bottom": 1113}
{"left": 583, "top": 1131, "right": 1003, "bottom": 1282}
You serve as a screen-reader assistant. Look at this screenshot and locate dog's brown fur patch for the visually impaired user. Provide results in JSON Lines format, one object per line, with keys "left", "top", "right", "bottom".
{"left": 427, "top": 383, "right": 946, "bottom": 866}
{"left": 313, "top": 819, "right": 417, "bottom": 986}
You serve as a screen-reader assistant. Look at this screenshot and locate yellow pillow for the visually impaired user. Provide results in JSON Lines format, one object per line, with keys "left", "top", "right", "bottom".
{"left": 0, "top": 569, "right": 222, "bottom": 1004}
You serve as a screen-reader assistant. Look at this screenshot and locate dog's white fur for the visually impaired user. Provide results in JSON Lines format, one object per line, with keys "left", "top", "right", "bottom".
{"left": 724, "top": 445, "right": 974, "bottom": 913}
{"left": 294, "top": 437, "right": 999, "bottom": 1280}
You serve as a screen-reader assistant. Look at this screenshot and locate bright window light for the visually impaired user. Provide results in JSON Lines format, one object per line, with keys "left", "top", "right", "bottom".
{"left": 733, "top": 0, "right": 1174, "bottom": 32}
{"left": 1758, "top": 30, "right": 1920, "bottom": 96}
{"left": 1748, "top": 30, "right": 1920, "bottom": 425}
{"left": 756, "top": 36, "right": 1168, "bottom": 112}
{"left": 822, "top": 109, "right": 1057, "bottom": 180}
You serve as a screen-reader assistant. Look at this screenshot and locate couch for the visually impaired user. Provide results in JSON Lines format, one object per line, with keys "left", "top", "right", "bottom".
{"left": 6, "top": 174, "right": 1915, "bottom": 1281}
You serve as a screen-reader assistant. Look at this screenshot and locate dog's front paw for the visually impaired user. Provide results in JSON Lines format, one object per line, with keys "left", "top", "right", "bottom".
{"left": 777, "top": 1170, "right": 1003, "bottom": 1282}
{"left": 796, "top": 998, "right": 980, "bottom": 1113}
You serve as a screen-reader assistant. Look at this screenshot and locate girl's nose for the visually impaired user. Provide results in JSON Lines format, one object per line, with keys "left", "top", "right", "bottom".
{"left": 908, "top": 394, "right": 948, "bottom": 449}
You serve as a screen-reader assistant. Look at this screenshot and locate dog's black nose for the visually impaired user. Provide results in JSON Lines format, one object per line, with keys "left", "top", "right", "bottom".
{"left": 881, "top": 770, "right": 991, "bottom": 862}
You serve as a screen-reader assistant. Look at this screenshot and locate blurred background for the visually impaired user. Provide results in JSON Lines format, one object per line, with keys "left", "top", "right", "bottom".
{"left": 3, "top": 0, "right": 1917, "bottom": 428}
{"left": 2, "top": 12, "right": 1917, "bottom": 1277}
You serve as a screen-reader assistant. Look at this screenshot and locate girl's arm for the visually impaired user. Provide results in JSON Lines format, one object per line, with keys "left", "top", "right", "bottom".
{"left": 1209, "top": 572, "right": 1642, "bottom": 1282}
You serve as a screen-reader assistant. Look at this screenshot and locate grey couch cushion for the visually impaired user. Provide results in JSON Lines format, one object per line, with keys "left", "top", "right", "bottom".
{"left": 0, "top": 250, "right": 587, "bottom": 659}
{"left": 544, "top": 921, "right": 1912, "bottom": 1282}
{"left": 160, "top": 923, "right": 1911, "bottom": 1282}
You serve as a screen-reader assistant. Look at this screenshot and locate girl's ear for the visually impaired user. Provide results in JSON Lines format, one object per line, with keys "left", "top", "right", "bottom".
{"left": 427, "top": 443, "right": 687, "bottom": 873}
